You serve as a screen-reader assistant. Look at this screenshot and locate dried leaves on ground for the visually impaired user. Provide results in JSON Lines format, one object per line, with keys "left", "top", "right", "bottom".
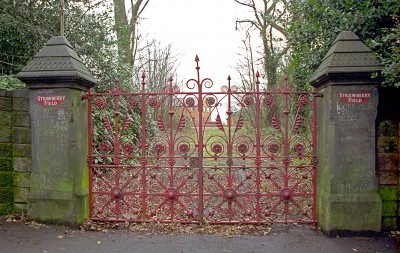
{"left": 390, "top": 231, "right": 400, "bottom": 248}
{"left": 1, "top": 213, "right": 48, "bottom": 229}
{"left": 80, "top": 220, "right": 272, "bottom": 237}
{"left": 2, "top": 213, "right": 272, "bottom": 237}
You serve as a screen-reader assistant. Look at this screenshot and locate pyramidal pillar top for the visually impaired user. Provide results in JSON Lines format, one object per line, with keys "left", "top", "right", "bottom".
{"left": 17, "top": 36, "right": 96, "bottom": 91}
{"left": 310, "top": 31, "right": 382, "bottom": 89}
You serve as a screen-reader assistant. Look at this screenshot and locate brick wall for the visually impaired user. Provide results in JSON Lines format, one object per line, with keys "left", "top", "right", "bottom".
{"left": 0, "top": 89, "right": 31, "bottom": 215}
{"left": 377, "top": 87, "right": 400, "bottom": 230}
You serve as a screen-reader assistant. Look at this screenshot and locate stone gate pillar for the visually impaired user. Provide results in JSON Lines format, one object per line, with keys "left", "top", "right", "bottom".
{"left": 17, "top": 36, "right": 96, "bottom": 225}
{"left": 310, "top": 31, "right": 382, "bottom": 235}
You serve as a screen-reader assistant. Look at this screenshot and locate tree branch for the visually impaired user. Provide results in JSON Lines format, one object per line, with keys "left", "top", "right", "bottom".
{"left": 138, "top": 0, "right": 150, "bottom": 16}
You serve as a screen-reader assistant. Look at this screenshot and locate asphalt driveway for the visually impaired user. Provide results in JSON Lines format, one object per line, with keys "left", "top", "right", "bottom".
{"left": 0, "top": 221, "right": 398, "bottom": 253}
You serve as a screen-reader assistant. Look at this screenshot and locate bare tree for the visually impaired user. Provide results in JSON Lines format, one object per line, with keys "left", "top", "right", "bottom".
{"left": 135, "top": 40, "right": 181, "bottom": 92}
{"left": 235, "top": 0, "right": 289, "bottom": 90}
{"left": 235, "top": 30, "right": 264, "bottom": 92}
{"left": 113, "top": 0, "right": 150, "bottom": 66}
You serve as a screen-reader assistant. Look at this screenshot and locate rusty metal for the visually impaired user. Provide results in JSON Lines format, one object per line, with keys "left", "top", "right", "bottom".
{"left": 84, "top": 56, "right": 318, "bottom": 225}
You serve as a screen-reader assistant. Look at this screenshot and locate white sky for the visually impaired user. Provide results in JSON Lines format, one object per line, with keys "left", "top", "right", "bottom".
{"left": 140, "top": 0, "right": 253, "bottom": 88}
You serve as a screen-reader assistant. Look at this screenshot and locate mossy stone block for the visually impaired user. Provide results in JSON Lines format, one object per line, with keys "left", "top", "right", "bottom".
{"left": 13, "top": 157, "right": 31, "bottom": 172}
{"left": 379, "top": 185, "right": 398, "bottom": 200}
{"left": 382, "top": 201, "right": 398, "bottom": 216}
{"left": 12, "top": 98, "right": 29, "bottom": 112}
{"left": 0, "top": 157, "right": 13, "bottom": 171}
{"left": 12, "top": 111, "right": 30, "bottom": 127}
{"left": 13, "top": 172, "right": 30, "bottom": 187}
{"left": 0, "top": 126, "right": 12, "bottom": 142}
{"left": 14, "top": 203, "right": 27, "bottom": 212}
{"left": 381, "top": 216, "right": 397, "bottom": 231}
{"left": 378, "top": 171, "right": 398, "bottom": 185}
{"left": 0, "top": 202, "right": 13, "bottom": 215}
{"left": 0, "top": 143, "right": 12, "bottom": 157}
{"left": 14, "top": 187, "right": 29, "bottom": 203}
{"left": 378, "top": 120, "right": 398, "bottom": 137}
{"left": 12, "top": 127, "right": 31, "bottom": 144}
{"left": 0, "top": 187, "right": 13, "bottom": 203}
{"left": 13, "top": 144, "right": 31, "bottom": 157}
{"left": 0, "top": 111, "right": 12, "bottom": 126}
{"left": 377, "top": 153, "right": 398, "bottom": 171}
{"left": 378, "top": 137, "right": 398, "bottom": 153}
{"left": 0, "top": 97, "right": 12, "bottom": 111}
{"left": 0, "top": 172, "right": 13, "bottom": 187}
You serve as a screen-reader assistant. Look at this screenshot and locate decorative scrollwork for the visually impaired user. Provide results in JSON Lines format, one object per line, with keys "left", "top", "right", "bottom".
{"left": 88, "top": 57, "right": 317, "bottom": 224}
{"left": 185, "top": 97, "right": 196, "bottom": 107}
{"left": 177, "top": 115, "right": 186, "bottom": 130}
{"left": 99, "top": 142, "right": 111, "bottom": 154}
{"left": 292, "top": 115, "right": 302, "bottom": 132}
{"left": 293, "top": 143, "right": 305, "bottom": 156}
{"left": 271, "top": 115, "right": 281, "bottom": 131}
{"left": 186, "top": 79, "right": 198, "bottom": 90}
{"left": 122, "top": 143, "right": 134, "bottom": 155}
{"left": 236, "top": 143, "right": 249, "bottom": 155}
{"left": 121, "top": 115, "right": 131, "bottom": 133}
{"left": 148, "top": 96, "right": 158, "bottom": 107}
{"left": 215, "top": 115, "right": 224, "bottom": 132}
{"left": 103, "top": 116, "right": 113, "bottom": 133}
{"left": 242, "top": 95, "right": 254, "bottom": 106}
{"left": 211, "top": 143, "right": 223, "bottom": 155}
{"left": 233, "top": 136, "right": 254, "bottom": 156}
{"left": 234, "top": 115, "right": 244, "bottom": 133}
{"left": 205, "top": 96, "right": 217, "bottom": 107}
{"left": 178, "top": 143, "right": 190, "bottom": 155}
{"left": 128, "top": 97, "right": 139, "bottom": 107}
{"left": 157, "top": 116, "right": 166, "bottom": 132}
{"left": 152, "top": 143, "right": 166, "bottom": 156}
{"left": 290, "top": 136, "right": 311, "bottom": 156}
{"left": 262, "top": 94, "right": 274, "bottom": 106}
{"left": 94, "top": 98, "right": 107, "bottom": 109}
{"left": 268, "top": 143, "right": 280, "bottom": 154}
{"left": 201, "top": 78, "right": 213, "bottom": 89}
{"left": 298, "top": 95, "right": 310, "bottom": 107}
{"left": 87, "top": 157, "right": 94, "bottom": 165}
{"left": 231, "top": 85, "right": 238, "bottom": 92}
{"left": 176, "top": 137, "right": 197, "bottom": 156}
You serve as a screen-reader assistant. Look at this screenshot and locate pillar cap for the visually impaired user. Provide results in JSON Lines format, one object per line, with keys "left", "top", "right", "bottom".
{"left": 17, "top": 36, "right": 96, "bottom": 91}
{"left": 310, "top": 31, "right": 382, "bottom": 88}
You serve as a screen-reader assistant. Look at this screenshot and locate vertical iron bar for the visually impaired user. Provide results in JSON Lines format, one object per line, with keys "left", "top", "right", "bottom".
{"left": 168, "top": 77, "right": 175, "bottom": 220}
{"left": 254, "top": 72, "right": 261, "bottom": 221}
{"left": 140, "top": 73, "right": 148, "bottom": 219}
{"left": 195, "top": 56, "right": 204, "bottom": 223}
{"left": 87, "top": 90, "right": 93, "bottom": 218}
{"left": 227, "top": 76, "right": 233, "bottom": 221}
{"left": 283, "top": 79, "right": 290, "bottom": 223}
{"left": 312, "top": 90, "right": 318, "bottom": 227}
{"left": 113, "top": 81, "right": 121, "bottom": 219}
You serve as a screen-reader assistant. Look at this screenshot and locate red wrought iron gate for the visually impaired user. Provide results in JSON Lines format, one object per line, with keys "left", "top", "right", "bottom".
{"left": 84, "top": 56, "right": 318, "bottom": 225}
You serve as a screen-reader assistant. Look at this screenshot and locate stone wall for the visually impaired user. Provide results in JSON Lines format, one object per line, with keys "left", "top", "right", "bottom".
{"left": 0, "top": 89, "right": 31, "bottom": 215}
{"left": 377, "top": 87, "right": 400, "bottom": 230}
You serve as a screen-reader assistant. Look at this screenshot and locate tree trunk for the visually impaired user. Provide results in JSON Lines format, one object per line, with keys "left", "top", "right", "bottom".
{"left": 113, "top": 0, "right": 145, "bottom": 66}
